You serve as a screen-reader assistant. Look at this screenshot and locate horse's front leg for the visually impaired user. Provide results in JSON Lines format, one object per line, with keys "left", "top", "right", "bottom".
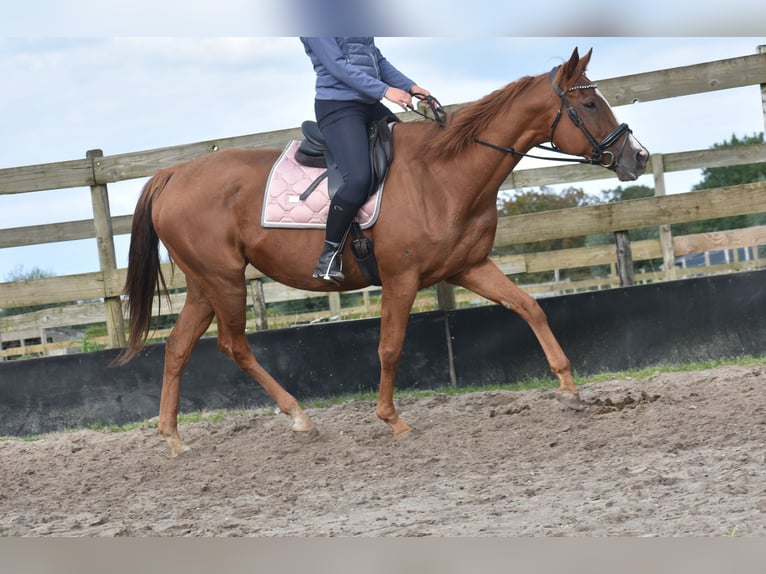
{"left": 376, "top": 279, "right": 420, "bottom": 439}
{"left": 451, "top": 258, "right": 581, "bottom": 408}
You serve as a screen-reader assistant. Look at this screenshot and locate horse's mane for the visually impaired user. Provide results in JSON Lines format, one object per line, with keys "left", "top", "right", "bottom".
{"left": 417, "top": 75, "right": 535, "bottom": 162}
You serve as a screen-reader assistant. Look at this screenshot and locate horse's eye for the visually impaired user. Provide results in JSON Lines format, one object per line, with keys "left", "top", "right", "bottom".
{"left": 583, "top": 101, "right": 597, "bottom": 110}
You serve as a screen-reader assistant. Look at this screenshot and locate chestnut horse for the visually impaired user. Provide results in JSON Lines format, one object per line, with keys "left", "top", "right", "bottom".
{"left": 115, "top": 48, "right": 648, "bottom": 456}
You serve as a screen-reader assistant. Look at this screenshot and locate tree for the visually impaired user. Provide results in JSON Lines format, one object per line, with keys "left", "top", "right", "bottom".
{"left": 586, "top": 184, "right": 658, "bottom": 246}
{"left": 600, "top": 184, "right": 654, "bottom": 203}
{"left": 4, "top": 264, "right": 54, "bottom": 282}
{"left": 675, "top": 132, "right": 766, "bottom": 235}
{"left": 693, "top": 132, "right": 766, "bottom": 191}
{"left": 497, "top": 186, "right": 598, "bottom": 253}
{"left": 495, "top": 186, "right": 601, "bottom": 284}
{"left": 0, "top": 265, "right": 57, "bottom": 317}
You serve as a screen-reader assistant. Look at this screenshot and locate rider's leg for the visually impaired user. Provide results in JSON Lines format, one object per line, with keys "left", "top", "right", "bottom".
{"left": 312, "top": 100, "right": 375, "bottom": 284}
{"left": 313, "top": 194, "right": 357, "bottom": 283}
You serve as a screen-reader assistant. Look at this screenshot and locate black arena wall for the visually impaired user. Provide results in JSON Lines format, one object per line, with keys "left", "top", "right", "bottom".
{"left": 1, "top": 270, "right": 764, "bottom": 436}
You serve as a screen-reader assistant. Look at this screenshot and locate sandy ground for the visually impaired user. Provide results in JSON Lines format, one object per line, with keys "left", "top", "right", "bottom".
{"left": 1, "top": 363, "right": 765, "bottom": 537}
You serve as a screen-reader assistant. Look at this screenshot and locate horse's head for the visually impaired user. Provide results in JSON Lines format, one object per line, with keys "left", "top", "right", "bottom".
{"left": 549, "top": 48, "right": 649, "bottom": 181}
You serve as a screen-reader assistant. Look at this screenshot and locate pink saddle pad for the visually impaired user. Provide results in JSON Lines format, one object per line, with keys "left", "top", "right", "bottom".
{"left": 261, "top": 140, "right": 382, "bottom": 229}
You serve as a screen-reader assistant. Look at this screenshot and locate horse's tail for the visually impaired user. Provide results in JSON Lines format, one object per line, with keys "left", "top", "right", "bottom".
{"left": 111, "top": 168, "right": 175, "bottom": 366}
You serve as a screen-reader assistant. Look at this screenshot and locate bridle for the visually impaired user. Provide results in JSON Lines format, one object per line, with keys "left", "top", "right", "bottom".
{"left": 545, "top": 66, "right": 632, "bottom": 169}
{"left": 444, "top": 65, "right": 634, "bottom": 169}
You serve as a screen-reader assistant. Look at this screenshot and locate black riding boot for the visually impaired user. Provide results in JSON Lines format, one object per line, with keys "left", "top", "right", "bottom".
{"left": 313, "top": 240, "right": 345, "bottom": 283}
{"left": 313, "top": 195, "right": 358, "bottom": 284}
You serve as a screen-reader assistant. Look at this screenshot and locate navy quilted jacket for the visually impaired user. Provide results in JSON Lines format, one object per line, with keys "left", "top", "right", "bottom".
{"left": 300, "top": 37, "right": 415, "bottom": 103}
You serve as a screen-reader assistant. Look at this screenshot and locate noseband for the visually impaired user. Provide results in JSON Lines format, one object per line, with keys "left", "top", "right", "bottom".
{"left": 547, "top": 66, "right": 631, "bottom": 169}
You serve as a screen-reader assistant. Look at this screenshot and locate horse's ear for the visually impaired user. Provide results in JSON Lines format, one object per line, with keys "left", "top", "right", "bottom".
{"left": 558, "top": 47, "right": 593, "bottom": 88}
{"left": 579, "top": 48, "right": 593, "bottom": 71}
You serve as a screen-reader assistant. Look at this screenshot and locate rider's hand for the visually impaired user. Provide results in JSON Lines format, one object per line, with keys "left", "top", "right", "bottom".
{"left": 409, "top": 85, "right": 432, "bottom": 100}
{"left": 384, "top": 86, "right": 413, "bottom": 110}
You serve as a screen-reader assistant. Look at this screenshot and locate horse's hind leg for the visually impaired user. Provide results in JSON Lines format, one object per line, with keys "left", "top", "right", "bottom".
{"left": 158, "top": 280, "right": 215, "bottom": 457}
{"left": 451, "top": 259, "right": 581, "bottom": 408}
{"left": 218, "top": 325, "right": 317, "bottom": 437}
{"left": 206, "top": 274, "right": 317, "bottom": 438}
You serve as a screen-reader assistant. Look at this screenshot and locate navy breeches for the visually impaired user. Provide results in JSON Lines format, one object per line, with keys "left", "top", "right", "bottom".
{"left": 315, "top": 99, "right": 396, "bottom": 207}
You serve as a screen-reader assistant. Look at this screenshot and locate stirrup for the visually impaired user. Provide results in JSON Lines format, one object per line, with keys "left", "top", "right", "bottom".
{"left": 313, "top": 242, "right": 344, "bottom": 285}
{"left": 313, "top": 266, "right": 344, "bottom": 285}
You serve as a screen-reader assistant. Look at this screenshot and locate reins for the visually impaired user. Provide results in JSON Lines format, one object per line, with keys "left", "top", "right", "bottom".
{"left": 405, "top": 94, "right": 448, "bottom": 127}
{"left": 472, "top": 139, "right": 598, "bottom": 164}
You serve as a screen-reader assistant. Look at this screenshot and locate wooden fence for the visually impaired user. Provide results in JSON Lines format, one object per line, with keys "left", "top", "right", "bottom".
{"left": 2, "top": 48, "right": 766, "bottom": 359}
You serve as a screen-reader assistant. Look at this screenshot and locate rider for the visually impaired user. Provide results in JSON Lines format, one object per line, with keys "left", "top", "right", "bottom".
{"left": 300, "top": 37, "right": 431, "bottom": 284}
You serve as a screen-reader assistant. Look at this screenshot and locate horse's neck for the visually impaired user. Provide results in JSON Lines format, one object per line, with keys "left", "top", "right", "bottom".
{"left": 396, "top": 79, "right": 554, "bottom": 213}
{"left": 474, "top": 84, "right": 553, "bottom": 187}
{"left": 439, "top": 110, "right": 547, "bottom": 206}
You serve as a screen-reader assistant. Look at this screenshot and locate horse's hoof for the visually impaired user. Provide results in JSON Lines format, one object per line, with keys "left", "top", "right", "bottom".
{"left": 169, "top": 442, "right": 191, "bottom": 458}
{"left": 292, "top": 426, "right": 320, "bottom": 442}
{"left": 555, "top": 390, "right": 584, "bottom": 411}
{"left": 162, "top": 431, "right": 190, "bottom": 458}
{"left": 391, "top": 421, "right": 413, "bottom": 441}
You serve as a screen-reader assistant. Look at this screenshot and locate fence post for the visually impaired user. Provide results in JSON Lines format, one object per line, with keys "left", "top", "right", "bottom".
{"left": 434, "top": 281, "right": 458, "bottom": 389}
{"left": 614, "top": 231, "right": 634, "bottom": 287}
{"left": 651, "top": 152, "right": 678, "bottom": 281}
{"left": 328, "top": 292, "right": 341, "bottom": 317}
{"left": 87, "top": 149, "right": 126, "bottom": 348}
{"left": 436, "top": 282, "right": 456, "bottom": 311}
{"left": 759, "top": 45, "right": 766, "bottom": 132}
{"left": 250, "top": 279, "right": 268, "bottom": 331}
{"left": 250, "top": 279, "right": 269, "bottom": 331}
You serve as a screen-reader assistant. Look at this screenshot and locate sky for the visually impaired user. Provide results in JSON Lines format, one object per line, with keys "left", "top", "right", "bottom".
{"left": 1, "top": 2, "right": 765, "bottom": 282}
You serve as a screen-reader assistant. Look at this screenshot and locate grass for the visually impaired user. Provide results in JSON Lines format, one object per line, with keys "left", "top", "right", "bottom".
{"left": 86, "top": 421, "right": 147, "bottom": 433}
{"left": 2, "top": 355, "right": 764, "bottom": 443}
{"left": 577, "top": 355, "right": 766, "bottom": 385}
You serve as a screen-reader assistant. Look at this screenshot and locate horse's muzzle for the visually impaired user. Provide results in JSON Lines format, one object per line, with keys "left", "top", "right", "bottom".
{"left": 612, "top": 134, "right": 649, "bottom": 181}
